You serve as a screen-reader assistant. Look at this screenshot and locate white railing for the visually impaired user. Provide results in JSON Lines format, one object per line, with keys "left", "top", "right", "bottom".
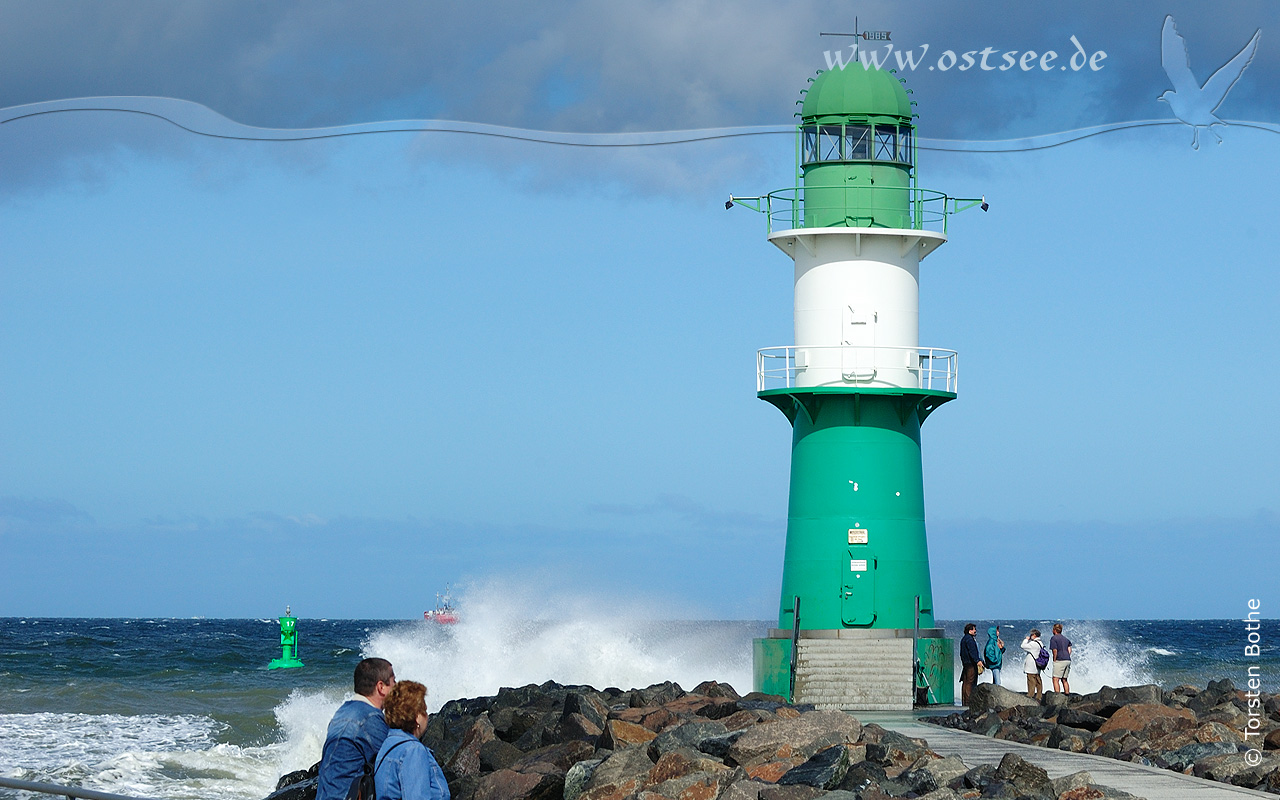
{"left": 757, "top": 345, "right": 958, "bottom": 393}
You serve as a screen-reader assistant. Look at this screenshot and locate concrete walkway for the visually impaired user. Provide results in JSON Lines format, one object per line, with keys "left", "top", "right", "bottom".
{"left": 854, "top": 711, "right": 1274, "bottom": 799}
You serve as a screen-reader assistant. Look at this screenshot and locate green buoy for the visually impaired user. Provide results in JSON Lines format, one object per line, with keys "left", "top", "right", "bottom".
{"left": 268, "top": 606, "right": 305, "bottom": 670}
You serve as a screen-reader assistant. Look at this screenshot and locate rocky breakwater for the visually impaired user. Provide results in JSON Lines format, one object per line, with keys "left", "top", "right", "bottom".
{"left": 928, "top": 679, "right": 1280, "bottom": 794}
{"left": 270, "top": 680, "right": 1140, "bottom": 800}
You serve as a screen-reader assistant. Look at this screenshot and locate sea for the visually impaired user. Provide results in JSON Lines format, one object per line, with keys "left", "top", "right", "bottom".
{"left": 1, "top": 609, "right": 1274, "bottom": 800}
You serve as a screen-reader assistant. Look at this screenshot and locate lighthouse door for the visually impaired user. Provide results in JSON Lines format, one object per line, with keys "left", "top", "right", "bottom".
{"left": 841, "top": 307, "right": 877, "bottom": 382}
{"left": 841, "top": 552, "right": 876, "bottom": 625}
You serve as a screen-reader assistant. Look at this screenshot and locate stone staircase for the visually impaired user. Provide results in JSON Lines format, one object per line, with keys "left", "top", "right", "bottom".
{"left": 793, "top": 637, "right": 915, "bottom": 711}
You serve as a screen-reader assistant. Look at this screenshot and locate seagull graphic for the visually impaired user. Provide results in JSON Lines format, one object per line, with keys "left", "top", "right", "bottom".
{"left": 1159, "top": 15, "right": 1261, "bottom": 149}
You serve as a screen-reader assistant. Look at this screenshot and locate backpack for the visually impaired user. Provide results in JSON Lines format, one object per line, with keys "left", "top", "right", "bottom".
{"left": 346, "top": 740, "right": 410, "bottom": 800}
{"left": 1034, "top": 643, "right": 1050, "bottom": 671}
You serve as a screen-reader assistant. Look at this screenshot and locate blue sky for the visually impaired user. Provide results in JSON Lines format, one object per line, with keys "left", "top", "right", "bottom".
{"left": 1, "top": 2, "right": 1277, "bottom": 619}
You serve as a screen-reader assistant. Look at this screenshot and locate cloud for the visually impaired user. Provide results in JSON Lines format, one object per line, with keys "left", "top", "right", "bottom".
{"left": 4, "top": 1, "right": 1279, "bottom": 199}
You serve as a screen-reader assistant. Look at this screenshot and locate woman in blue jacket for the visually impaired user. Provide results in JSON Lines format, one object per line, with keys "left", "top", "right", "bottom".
{"left": 375, "top": 681, "right": 450, "bottom": 800}
{"left": 984, "top": 626, "right": 1006, "bottom": 686}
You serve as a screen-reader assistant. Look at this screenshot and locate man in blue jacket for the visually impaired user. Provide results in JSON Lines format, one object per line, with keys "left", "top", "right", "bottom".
{"left": 317, "top": 657, "right": 396, "bottom": 800}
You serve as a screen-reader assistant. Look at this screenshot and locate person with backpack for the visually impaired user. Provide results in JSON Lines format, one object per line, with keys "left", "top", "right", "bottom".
{"left": 375, "top": 680, "right": 449, "bottom": 800}
{"left": 1021, "top": 629, "right": 1048, "bottom": 701}
{"left": 317, "top": 658, "right": 395, "bottom": 800}
{"left": 984, "top": 626, "right": 1006, "bottom": 686}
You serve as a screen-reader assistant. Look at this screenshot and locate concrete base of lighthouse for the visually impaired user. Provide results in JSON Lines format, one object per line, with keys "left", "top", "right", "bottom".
{"left": 753, "top": 630, "right": 954, "bottom": 711}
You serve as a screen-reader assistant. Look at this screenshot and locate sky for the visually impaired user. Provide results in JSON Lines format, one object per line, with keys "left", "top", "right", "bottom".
{"left": 1, "top": 1, "right": 1277, "bottom": 620}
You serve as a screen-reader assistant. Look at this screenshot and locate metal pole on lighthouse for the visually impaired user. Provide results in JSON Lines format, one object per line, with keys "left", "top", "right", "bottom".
{"left": 730, "top": 61, "right": 984, "bottom": 710}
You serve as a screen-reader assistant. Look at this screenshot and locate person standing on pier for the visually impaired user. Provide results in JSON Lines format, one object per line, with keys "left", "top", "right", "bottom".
{"left": 1022, "top": 629, "right": 1046, "bottom": 701}
{"left": 959, "top": 624, "right": 983, "bottom": 705}
{"left": 984, "top": 626, "right": 1006, "bottom": 686}
{"left": 1050, "top": 623, "right": 1073, "bottom": 694}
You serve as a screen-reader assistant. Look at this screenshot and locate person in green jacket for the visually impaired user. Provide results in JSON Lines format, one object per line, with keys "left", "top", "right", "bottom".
{"left": 984, "top": 626, "right": 1006, "bottom": 686}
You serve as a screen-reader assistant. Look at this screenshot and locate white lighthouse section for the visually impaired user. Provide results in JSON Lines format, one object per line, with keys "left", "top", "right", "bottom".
{"left": 761, "top": 227, "right": 951, "bottom": 391}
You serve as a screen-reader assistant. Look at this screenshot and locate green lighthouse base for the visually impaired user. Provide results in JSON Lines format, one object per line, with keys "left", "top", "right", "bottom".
{"left": 753, "top": 630, "right": 953, "bottom": 709}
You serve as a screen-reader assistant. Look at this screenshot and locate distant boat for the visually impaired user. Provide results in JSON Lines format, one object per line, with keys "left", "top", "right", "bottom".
{"left": 424, "top": 588, "right": 458, "bottom": 624}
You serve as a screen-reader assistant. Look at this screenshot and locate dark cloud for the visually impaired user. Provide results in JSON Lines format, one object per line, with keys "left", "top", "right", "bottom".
{"left": 2, "top": 2, "right": 1278, "bottom": 196}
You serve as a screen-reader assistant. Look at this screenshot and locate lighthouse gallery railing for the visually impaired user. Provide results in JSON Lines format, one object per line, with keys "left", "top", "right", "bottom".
{"left": 757, "top": 345, "right": 957, "bottom": 393}
{"left": 727, "top": 186, "right": 984, "bottom": 235}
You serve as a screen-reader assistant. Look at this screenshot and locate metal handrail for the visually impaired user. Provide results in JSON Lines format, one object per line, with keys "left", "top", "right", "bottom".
{"left": 728, "top": 185, "right": 984, "bottom": 235}
{"left": 757, "top": 345, "right": 958, "bottom": 393}
{"left": 0, "top": 777, "right": 163, "bottom": 800}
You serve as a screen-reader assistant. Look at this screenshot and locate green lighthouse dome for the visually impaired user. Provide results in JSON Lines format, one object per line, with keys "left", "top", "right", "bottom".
{"left": 801, "top": 63, "right": 913, "bottom": 123}
{"left": 796, "top": 64, "right": 917, "bottom": 228}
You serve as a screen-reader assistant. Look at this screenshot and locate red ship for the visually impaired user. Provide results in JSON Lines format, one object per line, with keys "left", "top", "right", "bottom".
{"left": 424, "top": 588, "right": 458, "bottom": 624}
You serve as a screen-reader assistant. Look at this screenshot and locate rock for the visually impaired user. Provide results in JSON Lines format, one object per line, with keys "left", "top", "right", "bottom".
{"left": 1096, "top": 703, "right": 1195, "bottom": 735}
{"left": 959, "top": 763, "right": 995, "bottom": 790}
{"left": 915, "top": 791, "right": 964, "bottom": 800}
{"left": 1057, "top": 708, "right": 1107, "bottom": 732}
{"left": 835, "top": 758, "right": 887, "bottom": 792}
{"left": 776, "top": 745, "right": 852, "bottom": 789}
{"left": 510, "top": 740, "right": 596, "bottom": 775}
{"left": 1193, "top": 752, "right": 1254, "bottom": 782}
{"left": 563, "top": 759, "right": 603, "bottom": 800}
{"left": 1157, "top": 741, "right": 1238, "bottom": 772}
{"left": 719, "top": 783, "right": 761, "bottom": 800}
{"left": 447, "top": 714, "right": 497, "bottom": 778}
{"left": 757, "top": 786, "right": 825, "bottom": 800}
{"left": 1112, "top": 685, "right": 1163, "bottom": 707}
{"left": 637, "top": 682, "right": 686, "bottom": 707}
{"left": 560, "top": 712, "right": 604, "bottom": 745}
{"left": 1050, "top": 770, "right": 1093, "bottom": 795}
{"left": 478, "top": 737, "right": 524, "bottom": 772}
{"left": 898, "top": 755, "right": 967, "bottom": 794}
{"left": 1265, "top": 728, "right": 1280, "bottom": 750}
{"left": 565, "top": 691, "right": 610, "bottom": 731}
{"left": 645, "top": 749, "right": 706, "bottom": 785}
{"left": 727, "top": 711, "right": 860, "bottom": 767}
{"left": 697, "top": 730, "right": 746, "bottom": 759}
{"left": 865, "top": 730, "right": 929, "bottom": 767}
{"left": 1042, "top": 691, "right": 1071, "bottom": 711}
{"left": 744, "top": 757, "right": 805, "bottom": 782}
{"left": 992, "top": 753, "right": 1054, "bottom": 800}
{"left": 648, "top": 721, "right": 730, "bottom": 760}
{"left": 264, "top": 777, "right": 315, "bottom": 800}
{"left": 1048, "top": 725, "right": 1094, "bottom": 752}
{"left": 1058, "top": 789, "right": 1105, "bottom": 800}
{"left": 472, "top": 768, "right": 561, "bottom": 800}
{"left": 690, "top": 680, "right": 741, "bottom": 699}
{"left": 1193, "top": 721, "right": 1244, "bottom": 744}
{"left": 968, "top": 683, "right": 1041, "bottom": 715}
{"left": 582, "top": 745, "right": 656, "bottom": 800}
{"left": 601, "top": 719, "right": 659, "bottom": 750}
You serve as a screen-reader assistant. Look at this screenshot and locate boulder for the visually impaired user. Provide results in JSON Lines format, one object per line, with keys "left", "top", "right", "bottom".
{"left": 1048, "top": 725, "right": 1094, "bottom": 752}
{"left": 1057, "top": 707, "right": 1107, "bottom": 732}
{"left": 472, "top": 768, "right": 561, "bottom": 800}
{"left": 1265, "top": 728, "right": 1280, "bottom": 750}
{"left": 864, "top": 730, "right": 929, "bottom": 767}
{"left": 1096, "top": 703, "right": 1195, "bottom": 735}
{"left": 1157, "top": 741, "right": 1238, "bottom": 772}
{"left": 601, "top": 719, "right": 659, "bottom": 750}
{"left": 696, "top": 730, "right": 746, "bottom": 759}
{"left": 648, "top": 721, "right": 729, "bottom": 760}
{"left": 1112, "top": 685, "right": 1163, "bottom": 707}
{"left": 967, "top": 683, "right": 1040, "bottom": 715}
{"left": 776, "top": 745, "right": 852, "bottom": 789}
{"left": 898, "top": 755, "right": 967, "bottom": 794}
{"left": 446, "top": 714, "right": 497, "bottom": 778}
{"left": 478, "top": 738, "right": 524, "bottom": 772}
{"left": 992, "top": 753, "right": 1054, "bottom": 800}
{"left": 563, "top": 758, "right": 602, "bottom": 800}
{"left": 582, "top": 745, "right": 656, "bottom": 800}
{"left": 727, "top": 711, "right": 860, "bottom": 767}
{"left": 1050, "top": 770, "right": 1094, "bottom": 795}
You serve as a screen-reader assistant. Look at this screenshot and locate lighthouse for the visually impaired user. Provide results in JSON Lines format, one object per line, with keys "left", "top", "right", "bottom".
{"left": 730, "top": 62, "right": 982, "bottom": 710}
